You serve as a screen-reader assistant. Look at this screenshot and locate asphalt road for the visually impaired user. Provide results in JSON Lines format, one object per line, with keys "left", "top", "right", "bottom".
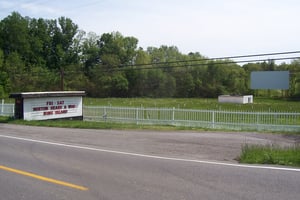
{"left": 0, "top": 124, "right": 299, "bottom": 200}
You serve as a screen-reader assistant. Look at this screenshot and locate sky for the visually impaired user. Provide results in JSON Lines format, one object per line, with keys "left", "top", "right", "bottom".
{"left": 1, "top": 0, "right": 300, "bottom": 60}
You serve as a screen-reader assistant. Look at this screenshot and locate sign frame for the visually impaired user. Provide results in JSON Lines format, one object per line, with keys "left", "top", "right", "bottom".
{"left": 9, "top": 91, "right": 85, "bottom": 121}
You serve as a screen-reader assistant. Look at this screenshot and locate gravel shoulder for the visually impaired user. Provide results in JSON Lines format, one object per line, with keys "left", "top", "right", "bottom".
{"left": 1, "top": 124, "right": 299, "bottom": 163}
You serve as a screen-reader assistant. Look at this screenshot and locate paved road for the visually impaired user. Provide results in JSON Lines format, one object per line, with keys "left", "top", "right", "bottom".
{"left": 0, "top": 124, "right": 299, "bottom": 200}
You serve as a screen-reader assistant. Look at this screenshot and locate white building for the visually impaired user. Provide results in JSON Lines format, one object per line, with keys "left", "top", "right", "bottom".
{"left": 218, "top": 95, "right": 253, "bottom": 104}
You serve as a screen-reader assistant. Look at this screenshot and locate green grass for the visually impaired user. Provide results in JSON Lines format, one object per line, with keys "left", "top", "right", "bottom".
{"left": 4, "top": 97, "right": 300, "bottom": 112}
{"left": 83, "top": 98, "right": 300, "bottom": 126}
{"left": 83, "top": 97, "right": 300, "bottom": 112}
{"left": 0, "top": 116, "right": 15, "bottom": 123}
{"left": 239, "top": 144, "right": 300, "bottom": 167}
{"left": 0, "top": 116, "right": 209, "bottom": 131}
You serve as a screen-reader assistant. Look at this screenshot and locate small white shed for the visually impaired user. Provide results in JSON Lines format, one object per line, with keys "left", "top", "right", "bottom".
{"left": 218, "top": 95, "right": 253, "bottom": 104}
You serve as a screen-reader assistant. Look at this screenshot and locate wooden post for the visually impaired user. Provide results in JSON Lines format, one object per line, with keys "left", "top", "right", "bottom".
{"left": 60, "top": 68, "right": 64, "bottom": 91}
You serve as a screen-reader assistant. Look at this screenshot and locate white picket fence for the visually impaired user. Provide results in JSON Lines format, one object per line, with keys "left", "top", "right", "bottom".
{"left": 84, "top": 106, "right": 300, "bottom": 132}
{"left": 0, "top": 101, "right": 14, "bottom": 117}
{"left": 2, "top": 102, "right": 300, "bottom": 132}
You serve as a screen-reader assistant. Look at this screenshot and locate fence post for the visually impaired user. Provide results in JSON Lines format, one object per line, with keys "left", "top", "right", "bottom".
{"left": 172, "top": 107, "right": 175, "bottom": 124}
{"left": 105, "top": 106, "right": 107, "bottom": 122}
{"left": 136, "top": 107, "right": 139, "bottom": 125}
{"left": 1, "top": 99, "right": 3, "bottom": 115}
{"left": 12, "top": 103, "right": 15, "bottom": 116}
{"left": 212, "top": 110, "right": 215, "bottom": 129}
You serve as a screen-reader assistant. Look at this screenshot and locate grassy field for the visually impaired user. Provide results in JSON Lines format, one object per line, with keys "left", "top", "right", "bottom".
{"left": 83, "top": 97, "right": 300, "bottom": 112}
{"left": 239, "top": 144, "right": 300, "bottom": 167}
{"left": 4, "top": 97, "right": 300, "bottom": 112}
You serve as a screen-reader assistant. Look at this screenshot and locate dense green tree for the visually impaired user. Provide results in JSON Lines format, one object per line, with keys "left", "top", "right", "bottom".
{"left": 63, "top": 63, "right": 92, "bottom": 92}
{"left": 0, "top": 12, "right": 30, "bottom": 58}
{"left": 134, "top": 48, "right": 151, "bottom": 65}
{"left": 147, "top": 46, "right": 183, "bottom": 63}
{"left": 92, "top": 32, "right": 139, "bottom": 96}
{"left": 48, "top": 17, "right": 79, "bottom": 70}
{"left": 174, "top": 70, "right": 194, "bottom": 97}
{"left": 288, "top": 59, "right": 300, "bottom": 97}
{"left": 0, "top": 12, "right": 298, "bottom": 98}
{"left": 0, "top": 49, "right": 9, "bottom": 97}
{"left": 27, "top": 18, "right": 50, "bottom": 67}
{"left": 81, "top": 32, "right": 100, "bottom": 75}
{"left": 4, "top": 52, "right": 28, "bottom": 91}
{"left": 126, "top": 48, "right": 151, "bottom": 97}
{"left": 110, "top": 73, "right": 129, "bottom": 97}
{"left": 98, "top": 32, "right": 138, "bottom": 66}
{"left": 142, "top": 69, "right": 164, "bottom": 97}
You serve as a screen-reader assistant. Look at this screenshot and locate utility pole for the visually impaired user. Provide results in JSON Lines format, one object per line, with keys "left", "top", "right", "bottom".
{"left": 60, "top": 68, "right": 64, "bottom": 91}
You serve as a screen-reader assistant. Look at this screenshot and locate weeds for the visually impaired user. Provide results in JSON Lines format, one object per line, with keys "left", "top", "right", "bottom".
{"left": 239, "top": 144, "right": 300, "bottom": 167}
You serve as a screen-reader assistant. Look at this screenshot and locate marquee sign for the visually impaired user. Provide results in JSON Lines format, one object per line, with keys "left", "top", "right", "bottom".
{"left": 9, "top": 91, "right": 85, "bottom": 121}
{"left": 23, "top": 96, "right": 82, "bottom": 120}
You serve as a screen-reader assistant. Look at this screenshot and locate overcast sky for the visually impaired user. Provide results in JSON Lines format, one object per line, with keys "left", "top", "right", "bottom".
{"left": 1, "top": 0, "right": 300, "bottom": 59}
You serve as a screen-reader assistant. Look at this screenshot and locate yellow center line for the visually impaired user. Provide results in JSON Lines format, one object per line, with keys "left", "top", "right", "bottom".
{"left": 0, "top": 165, "right": 88, "bottom": 191}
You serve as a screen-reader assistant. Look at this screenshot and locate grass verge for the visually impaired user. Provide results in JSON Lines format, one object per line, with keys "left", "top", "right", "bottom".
{"left": 239, "top": 144, "right": 300, "bottom": 167}
{"left": 0, "top": 116, "right": 209, "bottom": 131}
{"left": 1, "top": 116, "right": 298, "bottom": 134}
{"left": 0, "top": 116, "right": 14, "bottom": 123}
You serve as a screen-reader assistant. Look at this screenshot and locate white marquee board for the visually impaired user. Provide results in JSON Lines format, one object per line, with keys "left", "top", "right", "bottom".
{"left": 23, "top": 96, "right": 83, "bottom": 120}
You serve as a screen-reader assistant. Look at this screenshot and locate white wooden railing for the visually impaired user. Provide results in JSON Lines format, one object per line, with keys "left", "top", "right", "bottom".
{"left": 84, "top": 106, "right": 300, "bottom": 132}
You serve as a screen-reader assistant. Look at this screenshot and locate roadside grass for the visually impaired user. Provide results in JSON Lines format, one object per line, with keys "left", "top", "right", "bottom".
{"left": 0, "top": 116, "right": 209, "bottom": 131}
{"left": 1, "top": 115, "right": 298, "bottom": 134}
{"left": 239, "top": 144, "right": 300, "bottom": 167}
{"left": 0, "top": 116, "right": 14, "bottom": 123}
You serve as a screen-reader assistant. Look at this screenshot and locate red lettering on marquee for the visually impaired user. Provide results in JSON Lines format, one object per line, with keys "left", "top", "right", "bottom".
{"left": 50, "top": 106, "right": 62, "bottom": 110}
{"left": 32, "top": 100, "right": 75, "bottom": 117}
{"left": 55, "top": 110, "right": 68, "bottom": 114}
{"left": 43, "top": 111, "right": 53, "bottom": 116}
{"left": 46, "top": 101, "right": 53, "bottom": 105}
{"left": 57, "top": 101, "right": 64, "bottom": 105}
{"left": 68, "top": 105, "right": 76, "bottom": 109}
{"left": 33, "top": 107, "right": 48, "bottom": 111}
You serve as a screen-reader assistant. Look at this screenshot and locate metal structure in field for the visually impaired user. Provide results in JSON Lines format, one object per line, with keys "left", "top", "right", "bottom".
{"left": 250, "top": 71, "right": 290, "bottom": 89}
{"left": 218, "top": 95, "right": 253, "bottom": 104}
{"left": 84, "top": 106, "right": 300, "bottom": 132}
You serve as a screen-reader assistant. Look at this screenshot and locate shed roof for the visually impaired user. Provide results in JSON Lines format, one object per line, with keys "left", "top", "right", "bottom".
{"left": 9, "top": 91, "right": 85, "bottom": 99}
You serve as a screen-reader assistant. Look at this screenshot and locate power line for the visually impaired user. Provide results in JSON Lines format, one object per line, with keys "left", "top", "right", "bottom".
{"left": 119, "top": 50, "right": 300, "bottom": 68}
{"left": 5, "top": 51, "right": 300, "bottom": 75}
{"left": 113, "top": 55, "right": 300, "bottom": 72}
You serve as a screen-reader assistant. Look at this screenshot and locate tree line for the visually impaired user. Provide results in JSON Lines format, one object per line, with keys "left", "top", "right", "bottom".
{"left": 0, "top": 12, "right": 299, "bottom": 98}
